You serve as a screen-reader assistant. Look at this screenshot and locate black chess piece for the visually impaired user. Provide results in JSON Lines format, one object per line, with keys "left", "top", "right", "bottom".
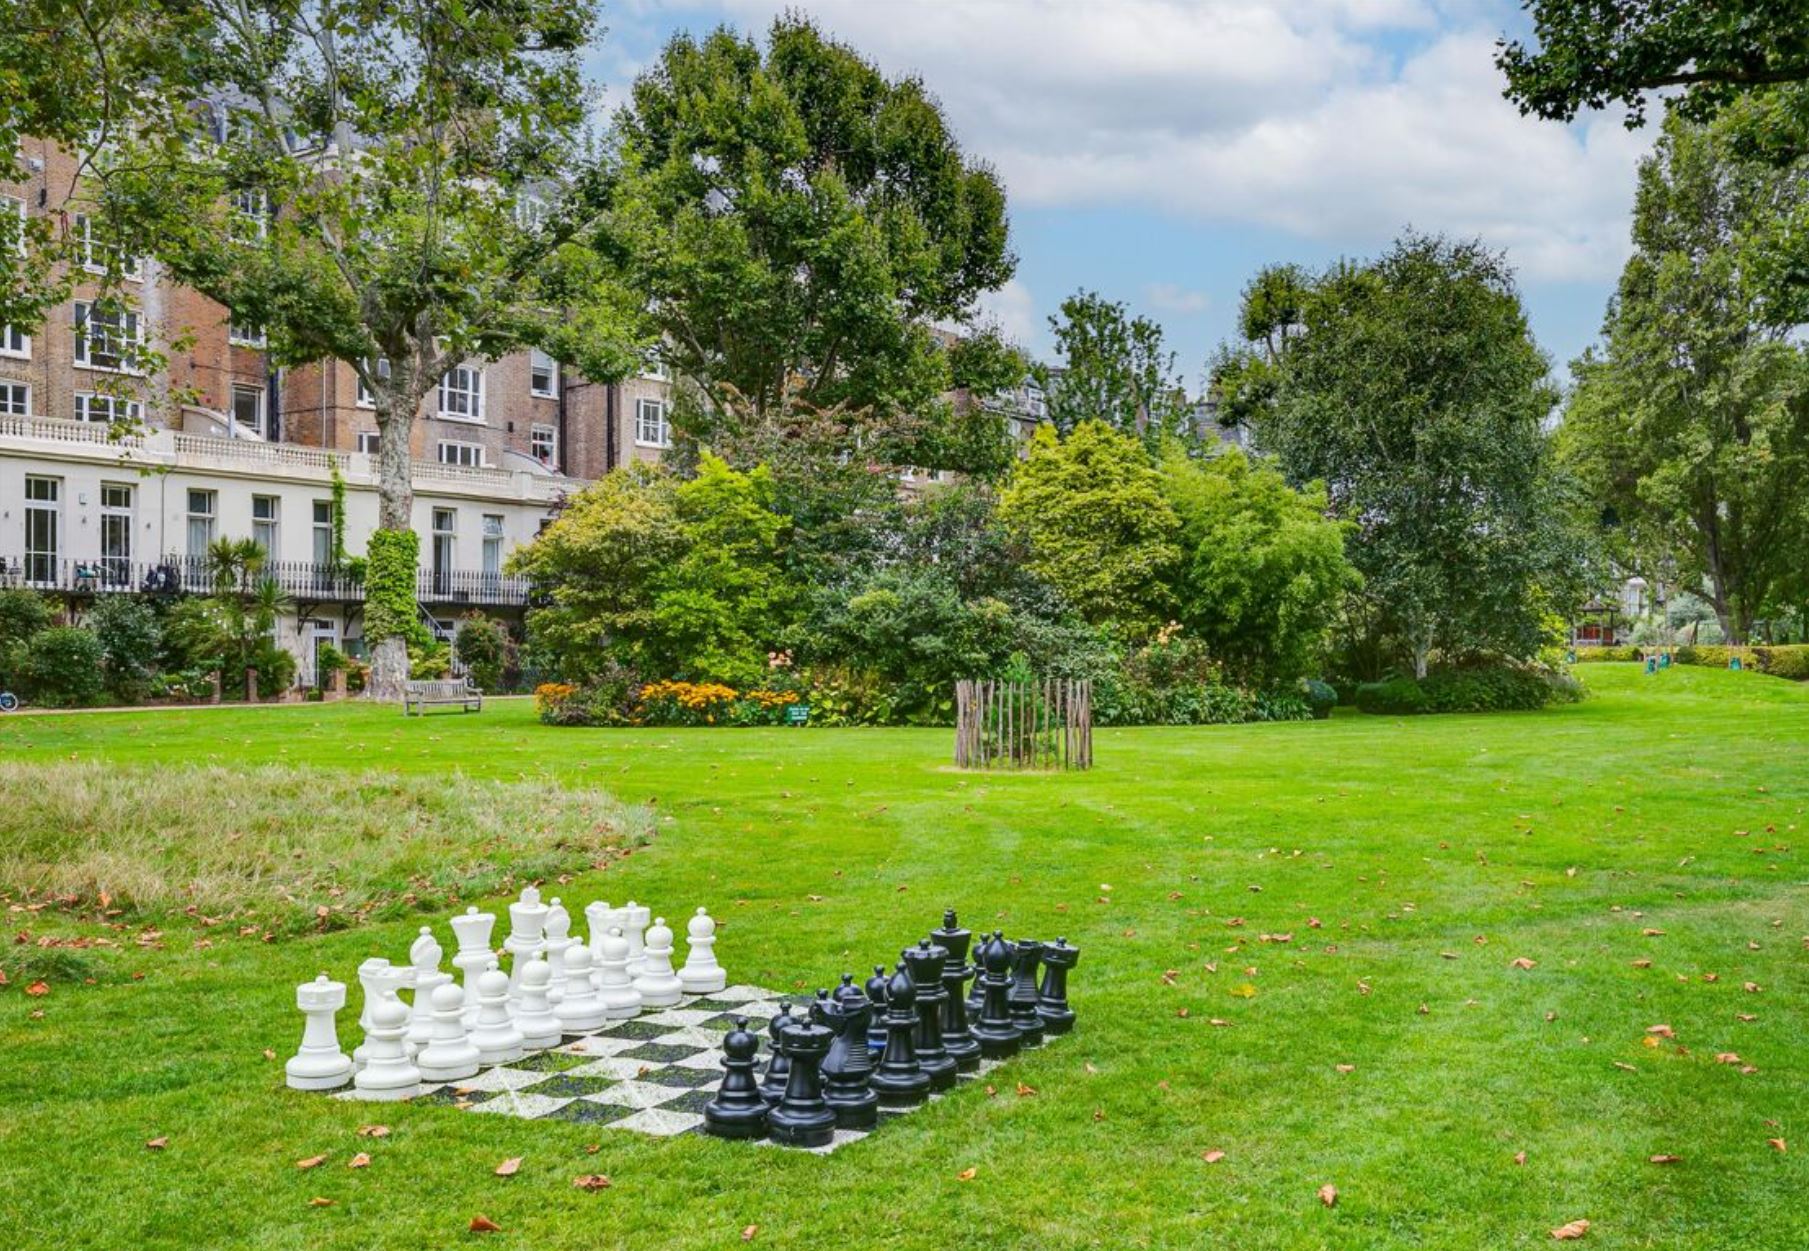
{"left": 1007, "top": 938, "right": 1047, "bottom": 1047}
{"left": 702, "top": 1017, "right": 770, "bottom": 1140}
{"left": 1037, "top": 936, "right": 1079, "bottom": 1034}
{"left": 932, "top": 909, "right": 980, "bottom": 1072}
{"left": 868, "top": 962, "right": 931, "bottom": 1107}
{"left": 969, "top": 931, "right": 1021, "bottom": 1060}
{"left": 815, "top": 979, "right": 879, "bottom": 1130}
{"left": 864, "top": 964, "right": 890, "bottom": 1055}
{"left": 903, "top": 939, "right": 957, "bottom": 1091}
{"left": 766, "top": 1019, "right": 837, "bottom": 1148}
{"left": 760, "top": 1001, "right": 796, "bottom": 1105}
{"left": 932, "top": 908, "right": 972, "bottom": 970}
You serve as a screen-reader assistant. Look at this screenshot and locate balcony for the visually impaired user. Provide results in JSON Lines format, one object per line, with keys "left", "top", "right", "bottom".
{"left": 0, "top": 554, "right": 530, "bottom": 609}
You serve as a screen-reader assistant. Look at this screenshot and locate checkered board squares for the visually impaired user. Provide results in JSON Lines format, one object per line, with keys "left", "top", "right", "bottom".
{"left": 329, "top": 985, "right": 1023, "bottom": 1152}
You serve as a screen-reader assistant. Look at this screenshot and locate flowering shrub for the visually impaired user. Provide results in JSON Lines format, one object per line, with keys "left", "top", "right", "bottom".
{"left": 636, "top": 680, "right": 799, "bottom": 726}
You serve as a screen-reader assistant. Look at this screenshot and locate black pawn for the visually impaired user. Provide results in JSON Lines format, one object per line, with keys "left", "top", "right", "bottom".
{"left": 702, "top": 1017, "right": 770, "bottom": 1140}
{"left": 869, "top": 962, "right": 931, "bottom": 1107}
{"left": 816, "top": 979, "right": 879, "bottom": 1130}
{"left": 1008, "top": 938, "right": 1047, "bottom": 1047}
{"left": 970, "top": 931, "right": 1021, "bottom": 1060}
{"left": 767, "top": 1020, "right": 837, "bottom": 1148}
{"left": 904, "top": 939, "right": 957, "bottom": 1092}
{"left": 864, "top": 964, "right": 889, "bottom": 1055}
{"left": 760, "top": 1001, "right": 796, "bottom": 1105}
{"left": 1037, "top": 937, "right": 1080, "bottom": 1034}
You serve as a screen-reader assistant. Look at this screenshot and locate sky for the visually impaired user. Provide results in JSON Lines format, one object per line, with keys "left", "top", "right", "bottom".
{"left": 589, "top": 0, "right": 1658, "bottom": 391}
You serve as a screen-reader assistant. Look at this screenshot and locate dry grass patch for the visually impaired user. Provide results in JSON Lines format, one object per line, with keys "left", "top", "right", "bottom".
{"left": 0, "top": 761, "right": 650, "bottom": 928}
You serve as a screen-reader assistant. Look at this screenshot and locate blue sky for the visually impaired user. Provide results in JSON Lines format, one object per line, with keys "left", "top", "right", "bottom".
{"left": 590, "top": 1, "right": 1656, "bottom": 390}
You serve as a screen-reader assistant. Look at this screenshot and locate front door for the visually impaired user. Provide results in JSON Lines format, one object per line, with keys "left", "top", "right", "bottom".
{"left": 303, "top": 618, "right": 338, "bottom": 687}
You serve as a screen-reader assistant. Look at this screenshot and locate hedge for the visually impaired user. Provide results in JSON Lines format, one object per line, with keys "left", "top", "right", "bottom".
{"left": 1355, "top": 665, "right": 1582, "bottom": 716}
{"left": 1571, "top": 645, "right": 1642, "bottom": 662}
{"left": 1675, "top": 644, "right": 1809, "bottom": 680}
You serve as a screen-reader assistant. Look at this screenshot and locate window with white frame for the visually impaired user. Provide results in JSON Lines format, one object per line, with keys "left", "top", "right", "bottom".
{"left": 634, "top": 397, "right": 671, "bottom": 448}
{"left": 73, "top": 392, "right": 142, "bottom": 425}
{"left": 0, "top": 382, "right": 27, "bottom": 415}
{"left": 252, "top": 495, "right": 279, "bottom": 555}
{"left": 186, "top": 488, "right": 217, "bottom": 558}
{"left": 481, "top": 513, "right": 504, "bottom": 577}
{"left": 437, "top": 440, "right": 485, "bottom": 468}
{"left": 231, "top": 383, "right": 266, "bottom": 437}
{"left": 24, "top": 476, "right": 60, "bottom": 582}
{"left": 312, "top": 500, "right": 334, "bottom": 564}
{"left": 640, "top": 354, "right": 671, "bottom": 382}
{"left": 73, "top": 213, "right": 142, "bottom": 279}
{"left": 73, "top": 300, "right": 143, "bottom": 372}
{"left": 530, "top": 423, "right": 556, "bottom": 464}
{"left": 100, "top": 482, "right": 133, "bottom": 579}
{"left": 355, "top": 358, "right": 391, "bottom": 408}
{"left": 438, "top": 363, "right": 484, "bottom": 421}
{"left": 530, "top": 349, "right": 557, "bottom": 397}
{"left": 229, "top": 188, "right": 268, "bottom": 243}
{"left": 229, "top": 318, "right": 265, "bottom": 348}
{"left": 358, "top": 430, "right": 381, "bottom": 455}
{"left": 1, "top": 323, "right": 29, "bottom": 358}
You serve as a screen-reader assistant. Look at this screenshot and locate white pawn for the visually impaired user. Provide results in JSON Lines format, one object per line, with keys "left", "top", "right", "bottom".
{"left": 633, "top": 916, "right": 684, "bottom": 1008}
{"left": 554, "top": 945, "right": 608, "bottom": 1033}
{"left": 516, "top": 955, "right": 561, "bottom": 1051}
{"left": 620, "top": 900, "right": 651, "bottom": 975}
{"left": 352, "top": 992, "right": 421, "bottom": 1101}
{"left": 415, "top": 983, "right": 481, "bottom": 1083}
{"left": 285, "top": 974, "right": 353, "bottom": 1091}
{"left": 353, "top": 957, "right": 412, "bottom": 1070}
{"left": 542, "top": 900, "right": 575, "bottom": 1006}
{"left": 584, "top": 900, "right": 616, "bottom": 963}
{"left": 678, "top": 907, "right": 727, "bottom": 994}
{"left": 595, "top": 928, "right": 643, "bottom": 1020}
{"left": 407, "top": 926, "right": 452, "bottom": 1049}
{"left": 470, "top": 961, "right": 524, "bottom": 1065}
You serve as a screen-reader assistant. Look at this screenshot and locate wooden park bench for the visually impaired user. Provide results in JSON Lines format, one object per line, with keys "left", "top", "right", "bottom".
{"left": 403, "top": 678, "right": 483, "bottom": 716}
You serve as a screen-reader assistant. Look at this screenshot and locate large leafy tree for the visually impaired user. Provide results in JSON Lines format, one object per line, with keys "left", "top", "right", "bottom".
{"left": 1561, "top": 116, "right": 1809, "bottom": 643}
{"left": 1220, "top": 234, "right": 1583, "bottom": 677}
{"left": 1158, "top": 444, "right": 1357, "bottom": 687}
{"left": 599, "top": 16, "right": 1014, "bottom": 468}
{"left": 1497, "top": 0, "right": 1809, "bottom": 321}
{"left": 997, "top": 421, "right": 1180, "bottom": 636}
{"left": 1042, "top": 289, "right": 1191, "bottom": 443}
{"left": 82, "top": 0, "right": 644, "bottom": 700}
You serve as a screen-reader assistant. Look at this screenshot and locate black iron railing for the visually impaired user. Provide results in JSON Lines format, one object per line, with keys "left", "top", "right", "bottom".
{"left": 0, "top": 554, "right": 529, "bottom": 607}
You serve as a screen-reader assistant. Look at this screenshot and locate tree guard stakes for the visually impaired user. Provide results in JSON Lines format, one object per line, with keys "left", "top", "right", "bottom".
{"left": 953, "top": 679, "right": 1092, "bottom": 771}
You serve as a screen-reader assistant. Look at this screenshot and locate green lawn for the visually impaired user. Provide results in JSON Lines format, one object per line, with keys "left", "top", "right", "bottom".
{"left": 2, "top": 665, "right": 1805, "bottom": 1250}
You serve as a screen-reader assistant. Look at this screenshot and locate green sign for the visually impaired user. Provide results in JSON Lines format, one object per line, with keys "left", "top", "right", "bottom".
{"left": 785, "top": 704, "right": 811, "bottom": 726}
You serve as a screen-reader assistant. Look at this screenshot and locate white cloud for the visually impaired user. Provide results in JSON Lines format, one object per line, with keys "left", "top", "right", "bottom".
{"left": 1144, "top": 282, "right": 1210, "bottom": 315}
{"left": 973, "top": 278, "right": 1043, "bottom": 351}
{"left": 690, "top": 0, "right": 1648, "bottom": 285}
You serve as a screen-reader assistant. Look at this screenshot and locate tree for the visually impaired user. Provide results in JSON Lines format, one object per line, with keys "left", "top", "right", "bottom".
{"left": 99, "top": 0, "right": 643, "bottom": 700}
{"left": 1497, "top": 0, "right": 1809, "bottom": 321}
{"left": 1222, "top": 233, "right": 1582, "bottom": 677}
{"left": 1043, "top": 290, "right": 1191, "bottom": 442}
{"left": 997, "top": 421, "right": 1180, "bottom": 636}
{"left": 1560, "top": 117, "right": 1809, "bottom": 643}
{"left": 600, "top": 16, "right": 1014, "bottom": 451}
{"left": 1158, "top": 444, "right": 1358, "bottom": 687}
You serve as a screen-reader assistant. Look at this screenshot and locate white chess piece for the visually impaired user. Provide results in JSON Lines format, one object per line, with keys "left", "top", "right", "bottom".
{"left": 554, "top": 945, "right": 608, "bottom": 1033}
{"left": 406, "top": 926, "right": 452, "bottom": 1048}
{"left": 285, "top": 974, "right": 353, "bottom": 1091}
{"left": 352, "top": 958, "right": 412, "bottom": 1070}
{"left": 542, "top": 900, "right": 575, "bottom": 1006}
{"left": 352, "top": 992, "right": 421, "bottom": 1101}
{"left": 470, "top": 962, "right": 525, "bottom": 1065}
{"left": 678, "top": 906, "right": 727, "bottom": 994}
{"left": 515, "top": 956, "right": 561, "bottom": 1050}
{"left": 584, "top": 900, "right": 615, "bottom": 963}
{"left": 595, "top": 928, "right": 643, "bottom": 1020}
{"left": 505, "top": 886, "right": 548, "bottom": 999}
{"left": 620, "top": 900, "right": 650, "bottom": 975}
{"left": 632, "top": 916, "right": 684, "bottom": 1008}
{"left": 450, "top": 906, "right": 496, "bottom": 1026}
{"left": 415, "top": 983, "right": 481, "bottom": 1083}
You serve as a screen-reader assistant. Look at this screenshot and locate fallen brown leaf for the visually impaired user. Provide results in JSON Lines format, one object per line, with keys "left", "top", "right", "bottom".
{"left": 145, "top": 1136, "right": 169, "bottom": 1150}
{"left": 957, "top": 1167, "right": 977, "bottom": 1181}
{"left": 1202, "top": 1150, "right": 1226, "bottom": 1164}
{"left": 1015, "top": 1082, "right": 1037, "bottom": 1097}
{"left": 1769, "top": 1138, "right": 1787, "bottom": 1152}
{"left": 469, "top": 1215, "right": 502, "bottom": 1233}
{"left": 1513, "top": 1151, "right": 1527, "bottom": 1166}
{"left": 355, "top": 1124, "right": 390, "bottom": 1138}
{"left": 1646, "top": 1024, "right": 1675, "bottom": 1039}
{"left": 1318, "top": 1184, "right": 1338, "bottom": 1208}
{"left": 296, "top": 1154, "right": 328, "bottom": 1170}
{"left": 741, "top": 1224, "right": 759, "bottom": 1242}
{"left": 24, "top": 980, "right": 48, "bottom": 996}
{"left": 572, "top": 1175, "right": 611, "bottom": 1191}
{"left": 1649, "top": 1154, "right": 1681, "bottom": 1164}
{"left": 348, "top": 1153, "right": 371, "bottom": 1169}
{"left": 494, "top": 1157, "right": 523, "bottom": 1177}
{"left": 1550, "top": 1218, "right": 1590, "bottom": 1240}
{"left": 1511, "top": 957, "right": 1537, "bottom": 970}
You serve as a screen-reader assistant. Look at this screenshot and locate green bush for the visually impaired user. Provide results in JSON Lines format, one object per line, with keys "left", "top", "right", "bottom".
{"left": 1356, "top": 664, "right": 1579, "bottom": 716}
{"left": 453, "top": 614, "right": 510, "bottom": 692}
{"left": 1299, "top": 678, "right": 1338, "bottom": 720}
{"left": 1572, "top": 645, "right": 1641, "bottom": 662}
{"left": 20, "top": 627, "right": 107, "bottom": 707}
{"left": 1674, "top": 643, "right": 1809, "bottom": 679}
{"left": 251, "top": 641, "right": 297, "bottom": 699}
{"left": 0, "top": 589, "right": 53, "bottom": 650}
{"left": 409, "top": 641, "right": 452, "bottom": 681}
{"left": 1757, "top": 646, "right": 1809, "bottom": 679}
{"left": 87, "top": 596, "right": 162, "bottom": 702}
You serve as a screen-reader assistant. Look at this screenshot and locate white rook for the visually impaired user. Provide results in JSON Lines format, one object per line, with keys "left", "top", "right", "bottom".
{"left": 285, "top": 974, "right": 353, "bottom": 1091}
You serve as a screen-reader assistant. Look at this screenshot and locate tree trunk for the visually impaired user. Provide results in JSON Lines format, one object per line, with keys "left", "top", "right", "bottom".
{"left": 364, "top": 367, "right": 421, "bottom": 704}
{"left": 1412, "top": 626, "right": 1431, "bottom": 680}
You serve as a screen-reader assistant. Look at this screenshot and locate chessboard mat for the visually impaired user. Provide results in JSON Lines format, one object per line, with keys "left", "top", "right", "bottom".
{"left": 329, "top": 984, "right": 1030, "bottom": 1153}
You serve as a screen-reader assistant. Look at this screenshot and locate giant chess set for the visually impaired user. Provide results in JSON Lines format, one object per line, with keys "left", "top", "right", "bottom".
{"left": 282, "top": 890, "right": 1081, "bottom": 1150}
